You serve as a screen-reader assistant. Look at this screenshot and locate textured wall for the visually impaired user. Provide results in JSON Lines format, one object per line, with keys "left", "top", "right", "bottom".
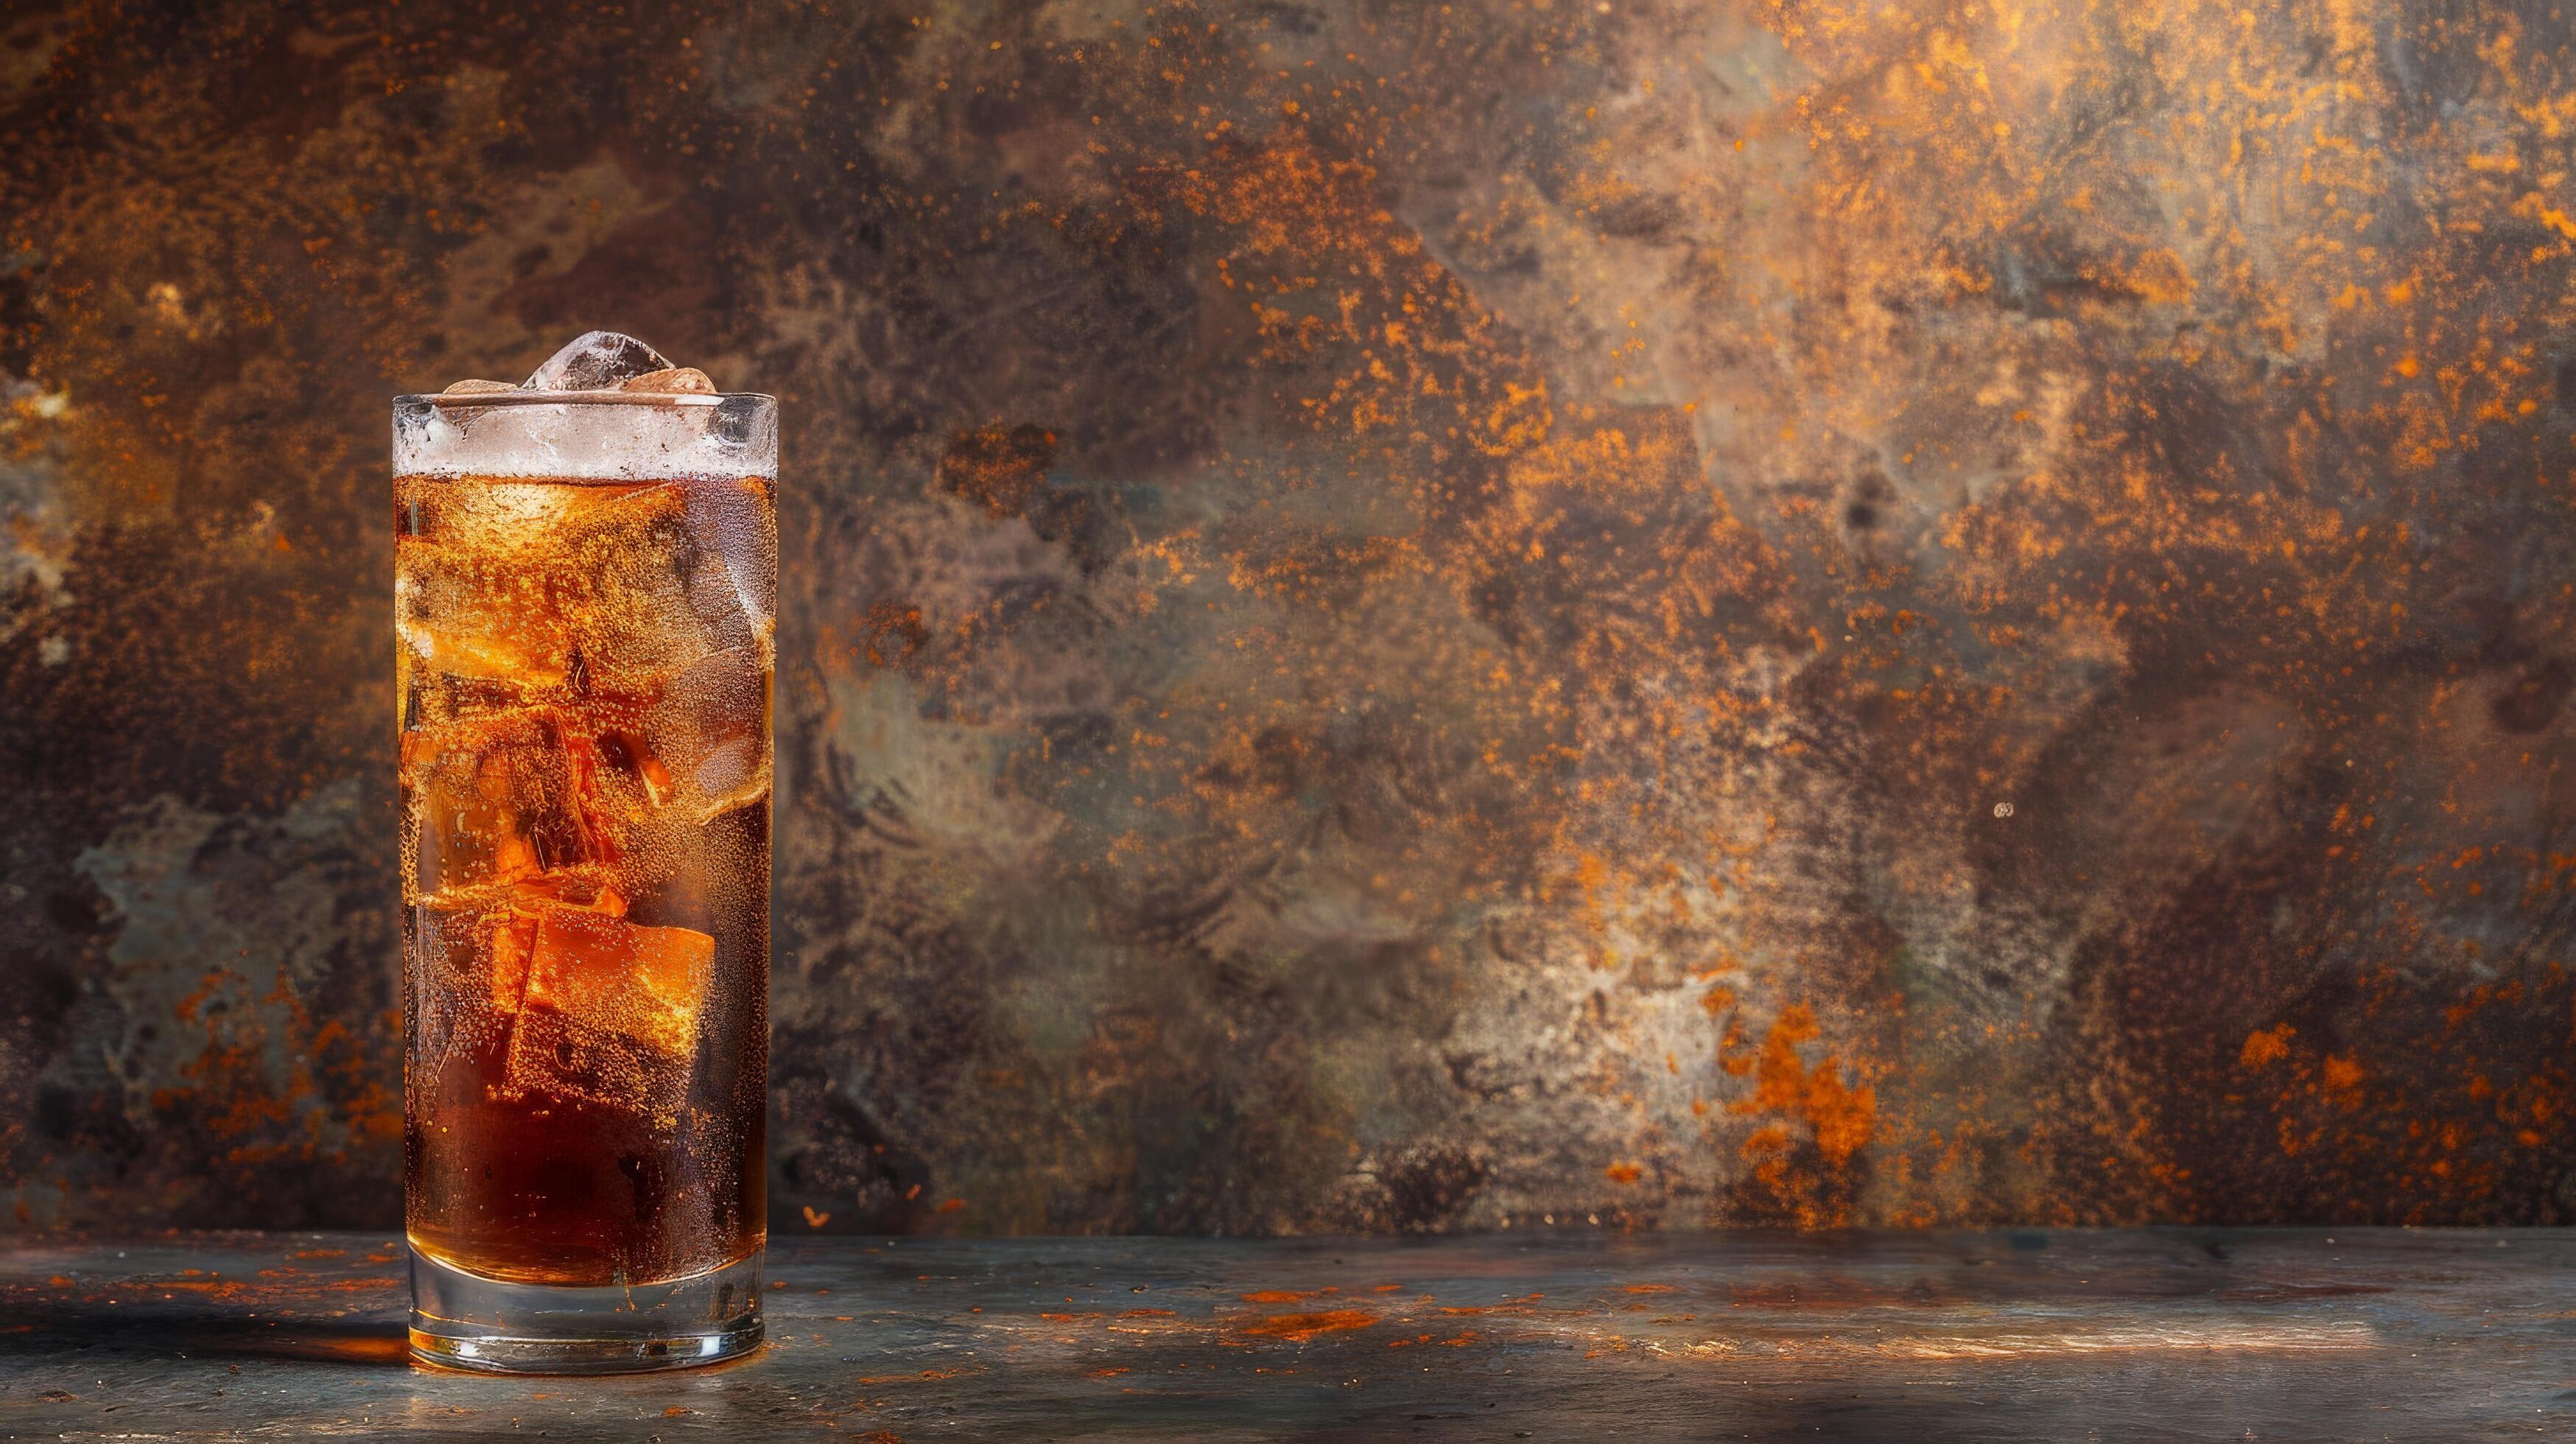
{"left": 6, "top": 0, "right": 2576, "bottom": 1236}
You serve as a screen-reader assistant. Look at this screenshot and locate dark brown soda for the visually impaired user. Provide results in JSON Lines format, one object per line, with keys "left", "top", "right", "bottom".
{"left": 397, "top": 472, "right": 771, "bottom": 1286}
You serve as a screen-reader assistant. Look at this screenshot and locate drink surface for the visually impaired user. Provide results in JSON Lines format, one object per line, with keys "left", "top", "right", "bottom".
{"left": 398, "top": 470, "right": 773, "bottom": 1286}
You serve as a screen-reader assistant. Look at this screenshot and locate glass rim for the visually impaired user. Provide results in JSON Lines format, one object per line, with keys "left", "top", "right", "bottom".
{"left": 394, "top": 390, "right": 776, "bottom": 410}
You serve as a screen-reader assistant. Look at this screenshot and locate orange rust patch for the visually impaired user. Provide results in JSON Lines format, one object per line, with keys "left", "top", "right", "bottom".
{"left": 1733, "top": 1005, "right": 1877, "bottom": 1163}
{"left": 1241, "top": 1287, "right": 1335, "bottom": 1303}
{"left": 1241, "top": 1308, "right": 1378, "bottom": 1342}
{"left": 938, "top": 423, "right": 1057, "bottom": 519}
{"left": 2240, "top": 1025, "right": 2296, "bottom": 1069}
{"left": 1726, "top": 1003, "right": 1880, "bottom": 1226}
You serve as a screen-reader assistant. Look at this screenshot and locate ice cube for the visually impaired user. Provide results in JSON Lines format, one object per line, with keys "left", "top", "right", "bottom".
{"left": 682, "top": 552, "right": 761, "bottom": 660}
{"left": 510, "top": 869, "right": 630, "bottom": 916}
{"left": 484, "top": 875, "right": 631, "bottom": 1014}
{"left": 404, "top": 711, "right": 612, "bottom": 898}
{"left": 396, "top": 540, "right": 572, "bottom": 689}
{"left": 620, "top": 367, "right": 715, "bottom": 393}
{"left": 409, "top": 898, "right": 521, "bottom": 1076}
{"left": 409, "top": 877, "right": 655, "bottom": 1108}
{"left": 441, "top": 379, "right": 520, "bottom": 395}
{"left": 635, "top": 647, "right": 770, "bottom": 819}
{"left": 681, "top": 477, "right": 776, "bottom": 653}
{"left": 399, "top": 616, "right": 571, "bottom": 690}
{"left": 546, "top": 484, "right": 734, "bottom": 684}
{"left": 502, "top": 910, "right": 715, "bottom": 1121}
{"left": 524, "top": 331, "right": 675, "bottom": 392}
{"left": 400, "top": 662, "right": 560, "bottom": 737}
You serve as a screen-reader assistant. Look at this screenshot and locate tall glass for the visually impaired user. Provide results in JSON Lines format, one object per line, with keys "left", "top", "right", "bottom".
{"left": 393, "top": 387, "right": 775, "bottom": 1373}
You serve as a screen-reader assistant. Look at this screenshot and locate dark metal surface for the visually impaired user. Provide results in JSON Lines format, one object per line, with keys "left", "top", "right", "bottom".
{"left": 2, "top": 1230, "right": 2569, "bottom": 1440}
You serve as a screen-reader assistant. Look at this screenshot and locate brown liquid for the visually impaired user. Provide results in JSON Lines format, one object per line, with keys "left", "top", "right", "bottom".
{"left": 398, "top": 472, "right": 771, "bottom": 1286}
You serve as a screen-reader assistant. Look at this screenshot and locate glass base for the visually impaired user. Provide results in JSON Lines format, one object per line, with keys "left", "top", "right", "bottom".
{"left": 408, "top": 1244, "right": 764, "bottom": 1375}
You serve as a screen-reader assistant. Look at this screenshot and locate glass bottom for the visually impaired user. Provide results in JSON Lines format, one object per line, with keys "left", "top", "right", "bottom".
{"left": 407, "top": 1244, "right": 764, "bottom": 1375}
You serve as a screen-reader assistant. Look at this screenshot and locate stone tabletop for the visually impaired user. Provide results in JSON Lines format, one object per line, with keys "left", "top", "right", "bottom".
{"left": 2, "top": 1230, "right": 2569, "bottom": 1440}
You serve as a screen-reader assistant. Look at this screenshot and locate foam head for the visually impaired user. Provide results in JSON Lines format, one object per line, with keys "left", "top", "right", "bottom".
{"left": 395, "top": 334, "right": 776, "bottom": 481}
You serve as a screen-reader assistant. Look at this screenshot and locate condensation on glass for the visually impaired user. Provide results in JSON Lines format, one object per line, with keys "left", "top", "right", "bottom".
{"left": 394, "top": 334, "right": 774, "bottom": 1374}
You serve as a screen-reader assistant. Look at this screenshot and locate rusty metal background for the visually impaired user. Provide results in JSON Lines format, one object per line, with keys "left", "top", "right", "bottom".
{"left": 4, "top": 0, "right": 2575, "bottom": 1235}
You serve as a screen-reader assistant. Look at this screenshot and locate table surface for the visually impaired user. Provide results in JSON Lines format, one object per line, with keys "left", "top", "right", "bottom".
{"left": 1, "top": 1229, "right": 2569, "bottom": 1440}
